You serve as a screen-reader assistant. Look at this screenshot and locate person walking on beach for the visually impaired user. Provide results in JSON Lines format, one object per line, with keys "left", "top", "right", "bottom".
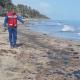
{"left": 4, "top": 7, "right": 24, "bottom": 48}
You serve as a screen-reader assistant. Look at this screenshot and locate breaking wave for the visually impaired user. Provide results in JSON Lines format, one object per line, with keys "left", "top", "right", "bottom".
{"left": 62, "top": 25, "right": 75, "bottom": 32}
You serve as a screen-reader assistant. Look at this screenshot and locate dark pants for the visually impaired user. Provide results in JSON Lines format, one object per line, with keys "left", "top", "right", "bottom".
{"left": 8, "top": 27, "right": 17, "bottom": 46}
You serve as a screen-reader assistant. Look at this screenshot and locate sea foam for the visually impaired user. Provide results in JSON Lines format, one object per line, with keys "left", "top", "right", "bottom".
{"left": 62, "top": 25, "right": 74, "bottom": 32}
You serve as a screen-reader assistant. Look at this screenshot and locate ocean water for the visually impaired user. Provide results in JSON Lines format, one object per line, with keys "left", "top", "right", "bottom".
{"left": 27, "top": 19, "right": 80, "bottom": 41}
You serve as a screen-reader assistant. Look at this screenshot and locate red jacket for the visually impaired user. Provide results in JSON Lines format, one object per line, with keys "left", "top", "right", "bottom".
{"left": 7, "top": 12, "right": 17, "bottom": 27}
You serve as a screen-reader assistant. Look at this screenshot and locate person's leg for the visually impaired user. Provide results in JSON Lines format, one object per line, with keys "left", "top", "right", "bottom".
{"left": 13, "top": 27, "right": 17, "bottom": 47}
{"left": 8, "top": 27, "right": 13, "bottom": 47}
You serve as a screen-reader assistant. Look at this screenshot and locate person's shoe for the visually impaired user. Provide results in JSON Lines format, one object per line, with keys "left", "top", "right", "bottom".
{"left": 10, "top": 44, "right": 13, "bottom": 48}
{"left": 10, "top": 45, "right": 14, "bottom": 49}
{"left": 13, "top": 44, "right": 17, "bottom": 48}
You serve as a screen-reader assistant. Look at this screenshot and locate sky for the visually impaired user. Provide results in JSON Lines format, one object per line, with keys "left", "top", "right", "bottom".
{"left": 12, "top": 0, "right": 80, "bottom": 20}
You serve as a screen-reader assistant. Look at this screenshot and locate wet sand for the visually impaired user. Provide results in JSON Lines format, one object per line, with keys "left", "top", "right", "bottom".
{"left": 0, "top": 20, "right": 80, "bottom": 80}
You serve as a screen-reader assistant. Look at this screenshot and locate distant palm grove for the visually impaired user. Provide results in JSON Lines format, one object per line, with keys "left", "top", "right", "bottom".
{"left": 0, "top": 0, "right": 48, "bottom": 18}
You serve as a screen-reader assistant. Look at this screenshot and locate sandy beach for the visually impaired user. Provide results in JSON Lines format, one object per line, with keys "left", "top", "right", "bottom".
{"left": 0, "top": 19, "right": 80, "bottom": 80}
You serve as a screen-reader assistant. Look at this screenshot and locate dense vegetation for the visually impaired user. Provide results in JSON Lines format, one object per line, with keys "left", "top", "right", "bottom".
{"left": 0, "top": 0, "right": 48, "bottom": 19}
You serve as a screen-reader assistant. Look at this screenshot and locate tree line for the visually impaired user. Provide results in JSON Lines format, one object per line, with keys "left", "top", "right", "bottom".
{"left": 0, "top": 0, "right": 48, "bottom": 19}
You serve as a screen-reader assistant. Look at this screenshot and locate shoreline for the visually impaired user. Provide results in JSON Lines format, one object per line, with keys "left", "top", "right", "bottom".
{"left": 0, "top": 21, "right": 80, "bottom": 80}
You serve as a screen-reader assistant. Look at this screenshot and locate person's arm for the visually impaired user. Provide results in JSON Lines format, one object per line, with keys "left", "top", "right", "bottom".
{"left": 3, "top": 16, "right": 8, "bottom": 31}
{"left": 17, "top": 16, "right": 24, "bottom": 24}
{"left": 4, "top": 16, "right": 8, "bottom": 28}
